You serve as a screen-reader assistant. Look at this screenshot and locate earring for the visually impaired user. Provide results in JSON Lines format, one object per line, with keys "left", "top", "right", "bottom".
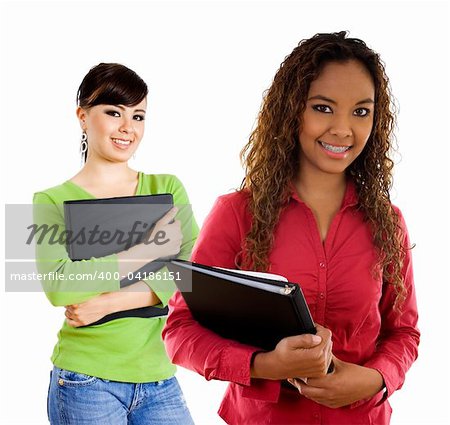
{"left": 80, "top": 132, "right": 88, "bottom": 154}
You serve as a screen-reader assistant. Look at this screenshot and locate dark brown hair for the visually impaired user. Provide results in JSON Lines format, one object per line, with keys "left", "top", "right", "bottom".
{"left": 77, "top": 63, "right": 148, "bottom": 162}
{"left": 240, "top": 31, "right": 408, "bottom": 309}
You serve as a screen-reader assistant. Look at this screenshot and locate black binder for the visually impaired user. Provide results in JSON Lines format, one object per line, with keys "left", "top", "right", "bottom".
{"left": 63, "top": 194, "right": 174, "bottom": 325}
{"left": 167, "top": 259, "right": 316, "bottom": 350}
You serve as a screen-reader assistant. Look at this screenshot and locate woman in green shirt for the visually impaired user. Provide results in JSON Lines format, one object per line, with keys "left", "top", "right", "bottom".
{"left": 33, "top": 63, "right": 197, "bottom": 424}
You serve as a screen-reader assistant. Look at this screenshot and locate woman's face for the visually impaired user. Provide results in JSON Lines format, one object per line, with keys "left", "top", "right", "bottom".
{"left": 77, "top": 97, "right": 147, "bottom": 163}
{"left": 298, "top": 60, "right": 375, "bottom": 178}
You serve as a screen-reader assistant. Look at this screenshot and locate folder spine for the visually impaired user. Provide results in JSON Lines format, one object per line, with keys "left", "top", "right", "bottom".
{"left": 63, "top": 203, "right": 74, "bottom": 259}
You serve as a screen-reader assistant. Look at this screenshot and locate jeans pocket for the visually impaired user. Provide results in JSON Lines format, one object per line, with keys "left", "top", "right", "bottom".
{"left": 57, "top": 368, "right": 98, "bottom": 387}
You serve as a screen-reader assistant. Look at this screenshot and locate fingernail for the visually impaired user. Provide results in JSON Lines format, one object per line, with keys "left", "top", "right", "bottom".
{"left": 312, "top": 335, "right": 322, "bottom": 344}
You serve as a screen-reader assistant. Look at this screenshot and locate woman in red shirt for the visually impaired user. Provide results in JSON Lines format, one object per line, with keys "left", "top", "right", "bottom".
{"left": 163, "top": 31, "right": 420, "bottom": 424}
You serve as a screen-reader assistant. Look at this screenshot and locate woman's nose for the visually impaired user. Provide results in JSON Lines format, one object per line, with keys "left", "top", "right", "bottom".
{"left": 329, "top": 114, "right": 353, "bottom": 138}
{"left": 119, "top": 117, "right": 134, "bottom": 134}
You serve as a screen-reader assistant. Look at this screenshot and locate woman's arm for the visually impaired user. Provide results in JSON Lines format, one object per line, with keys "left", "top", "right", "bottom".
{"left": 163, "top": 290, "right": 259, "bottom": 383}
{"left": 163, "top": 194, "right": 333, "bottom": 403}
{"left": 65, "top": 280, "right": 161, "bottom": 327}
{"left": 33, "top": 192, "right": 122, "bottom": 306}
{"left": 163, "top": 281, "right": 333, "bottom": 404}
{"left": 360, "top": 208, "right": 420, "bottom": 399}
{"left": 288, "top": 208, "right": 420, "bottom": 407}
{"left": 65, "top": 176, "right": 201, "bottom": 326}
{"left": 33, "top": 190, "right": 185, "bottom": 307}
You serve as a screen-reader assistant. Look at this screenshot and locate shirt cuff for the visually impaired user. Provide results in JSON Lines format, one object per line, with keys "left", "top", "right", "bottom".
{"left": 363, "top": 356, "right": 400, "bottom": 401}
{"left": 204, "top": 343, "right": 255, "bottom": 385}
{"left": 208, "top": 344, "right": 282, "bottom": 403}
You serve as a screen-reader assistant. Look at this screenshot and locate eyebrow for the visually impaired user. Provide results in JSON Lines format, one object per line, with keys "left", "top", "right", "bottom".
{"left": 307, "top": 95, "right": 374, "bottom": 105}
{"left": 116, "top": 105, "right": 146, "bottom": 113}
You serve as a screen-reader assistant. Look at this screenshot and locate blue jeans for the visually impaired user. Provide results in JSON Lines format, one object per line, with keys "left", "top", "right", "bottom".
{"left": 47, "top": 367, "right": 195, "bottom": 425}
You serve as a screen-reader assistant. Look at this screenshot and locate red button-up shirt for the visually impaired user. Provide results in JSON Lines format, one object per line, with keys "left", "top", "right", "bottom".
{"left": 163, "top": 182, "right": 420, "bottom": 424}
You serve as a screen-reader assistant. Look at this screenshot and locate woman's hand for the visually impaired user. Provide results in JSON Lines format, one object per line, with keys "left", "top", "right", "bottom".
{"left": 251, "top": 324, "right": 333, "bottom": 380}
{"left": 65, "top": 281, "right": 161, "bottom": 327}
{"left": 65, "top": 294, "right": 112, "bottom": 327}
{"left": 287, "top": 356, "right": 384, "bottom": 408}
{"left": 145, "top": 207, "right": 183, "bottom": 259}
{"left": 117, "top": 207, "right": 183, "bottom": 277}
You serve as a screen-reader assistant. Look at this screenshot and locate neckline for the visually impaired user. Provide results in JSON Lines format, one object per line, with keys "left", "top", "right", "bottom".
{"left": 289, "top": 178, "right": 358, "bottom": 209}
{"left": 64, "top": 171, "right": 143, "bottom": 199}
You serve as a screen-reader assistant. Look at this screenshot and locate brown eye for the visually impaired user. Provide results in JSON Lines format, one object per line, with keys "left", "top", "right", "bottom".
{"left": 312, "top": 104, "right": 332, "bottom": 113}
{"left": 106, "top": 110, "right": 120, "bottom": 117}
{"left": 354, "top": 108, "right": 370, "bottom": 117}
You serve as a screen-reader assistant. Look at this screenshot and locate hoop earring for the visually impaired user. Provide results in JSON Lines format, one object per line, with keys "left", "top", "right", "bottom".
{"left": 80, "top": 132, "right": 88, "bottom": 154}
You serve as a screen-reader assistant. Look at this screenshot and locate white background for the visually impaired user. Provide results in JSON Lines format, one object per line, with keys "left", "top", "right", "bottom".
{"left": 1, "top": 1, "right": 449, "bottom": 424}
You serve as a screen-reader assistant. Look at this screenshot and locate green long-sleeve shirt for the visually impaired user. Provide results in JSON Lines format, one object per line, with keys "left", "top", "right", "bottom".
{"left": 33, "top": 172, "right": 198, "bottom": 382}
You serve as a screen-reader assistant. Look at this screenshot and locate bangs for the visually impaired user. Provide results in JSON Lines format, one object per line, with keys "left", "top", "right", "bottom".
{"left": 77, "top": 63, "right": 148, "bottom": 108}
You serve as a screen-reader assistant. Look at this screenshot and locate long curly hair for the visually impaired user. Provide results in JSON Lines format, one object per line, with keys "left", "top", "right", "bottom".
{"left": 240, "top": 31, "right": 408, "bottom": 309}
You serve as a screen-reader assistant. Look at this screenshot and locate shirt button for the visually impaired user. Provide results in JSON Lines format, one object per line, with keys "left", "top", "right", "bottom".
{"left": 319, "top": 292, "right": 325, "bottom": 300}
{"left": 319, "top": 262, "right": 326, "bottom": 269}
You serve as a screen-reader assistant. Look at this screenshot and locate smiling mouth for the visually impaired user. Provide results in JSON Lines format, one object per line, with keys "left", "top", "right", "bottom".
{"left": 112, "top": 138, "right": 132, "bottom": 146}
{"left": 318, "top": 141, "right": 352, "bottom": 153}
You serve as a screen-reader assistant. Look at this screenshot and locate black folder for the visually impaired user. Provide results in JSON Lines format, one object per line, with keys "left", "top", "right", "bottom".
{"left": 168, "top": 260, "right": 316, "bottom": 350}
{"left": 63, "top": 194, "right": 174, "bottom": 325}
